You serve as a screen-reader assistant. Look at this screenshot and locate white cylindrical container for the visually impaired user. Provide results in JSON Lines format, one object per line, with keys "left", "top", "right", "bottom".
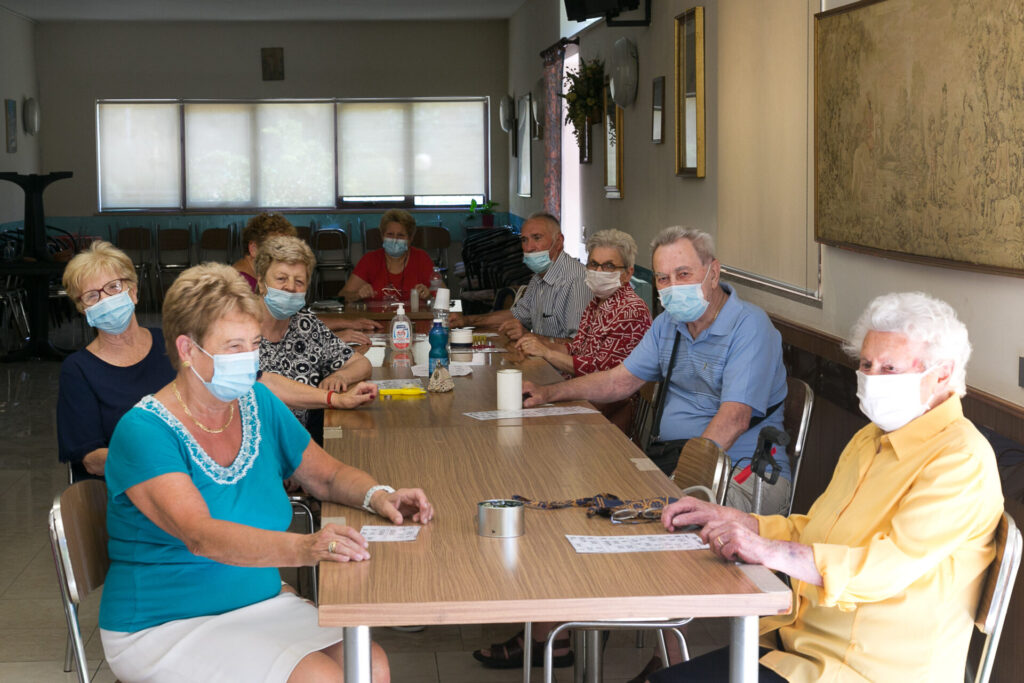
{"left": 433, "top": 287, "right": 450, "bottom": 311}
{"left": 496, "top": 368, "right": 522, "bottom": 411}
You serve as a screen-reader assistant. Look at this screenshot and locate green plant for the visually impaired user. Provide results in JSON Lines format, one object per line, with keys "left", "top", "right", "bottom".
{"left": 560, "top": 58, "right": 605, "bottom": 150}
{"left": 468, "top": 199, "right": 499, "bottom": 215}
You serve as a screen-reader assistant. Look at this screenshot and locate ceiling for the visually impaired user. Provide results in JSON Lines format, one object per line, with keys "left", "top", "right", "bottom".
{"left": 0, "top": 0, "right": 525, "bottom": 22}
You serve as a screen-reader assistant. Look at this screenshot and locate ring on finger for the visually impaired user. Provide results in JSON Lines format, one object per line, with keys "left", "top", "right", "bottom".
{"left": 328, "top": 540, "right": 338, "bottom": 554}
{"left": 716, "top": 537, "right": 724, "bottom": 548}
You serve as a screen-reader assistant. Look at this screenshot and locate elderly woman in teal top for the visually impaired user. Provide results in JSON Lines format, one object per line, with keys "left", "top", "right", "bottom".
{"left": 98, "top": 263, "right": 433, "bottom": 683}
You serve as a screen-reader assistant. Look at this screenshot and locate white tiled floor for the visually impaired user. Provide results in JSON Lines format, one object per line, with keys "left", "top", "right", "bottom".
{"left": 0, "top": 353, "right": 729, "bottom": 682}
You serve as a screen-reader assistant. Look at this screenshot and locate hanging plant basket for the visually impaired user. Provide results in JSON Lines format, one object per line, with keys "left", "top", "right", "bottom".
{"left": 560, "top": 58, "right": 604, "bottom": 163}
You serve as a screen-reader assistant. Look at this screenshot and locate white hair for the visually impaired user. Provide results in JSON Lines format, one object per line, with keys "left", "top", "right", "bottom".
{"left": 650, "top": 226, "right": 715, "bottom": 264}
{"left": 586, "top": 229, "right": 638, "bottom": 270}
{"left": 843, "top": 292, "right": 971, "bottom": 396}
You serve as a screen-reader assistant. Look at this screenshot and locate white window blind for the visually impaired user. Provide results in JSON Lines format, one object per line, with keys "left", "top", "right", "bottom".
{"left": 185, "top": 102, "right": 334, "bottom": 208}
{"left": 98, "top": 98, "right": 487, "bottom": 210}
{"left": 337, "top": 100, "right": 486, "bottom": 201}
{"left": 97, "top": 103, "right": 181, "bottom": 210}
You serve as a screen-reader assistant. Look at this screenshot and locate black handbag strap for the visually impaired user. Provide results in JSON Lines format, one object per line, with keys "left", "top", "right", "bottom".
{"left": 650, "top": 331, "right": 681, "bottom": 442}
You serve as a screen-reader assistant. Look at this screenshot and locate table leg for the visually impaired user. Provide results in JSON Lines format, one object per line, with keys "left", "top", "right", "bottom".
{"left": 729, "top": 616, "right": 758, "bottom": 683}
{"left": 584, "top": 630, "right": 602, "bottom": 683}
{"left": 523, "top": 622, "right": 532, "bottom": 683}
{"left": 343, "top": 625, "right": 372, "bottom": 683}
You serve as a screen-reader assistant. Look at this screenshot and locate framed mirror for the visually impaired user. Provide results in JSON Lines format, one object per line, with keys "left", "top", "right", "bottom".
{"left": 516, "top": 93, "right": 532, "bottom": 197}
{"left": 674, "top": 7, "right": 705, "bottom": 177}
{"left": 603, "top": 79, "right": 623, "bottom": 199}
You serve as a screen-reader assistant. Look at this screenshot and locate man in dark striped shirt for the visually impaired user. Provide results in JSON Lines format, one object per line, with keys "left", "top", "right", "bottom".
{"left": 453, "top": 213, "right": 591, "bottom": 342}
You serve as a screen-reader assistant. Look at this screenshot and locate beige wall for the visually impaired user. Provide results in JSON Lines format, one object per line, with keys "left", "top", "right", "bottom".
{"left": 33, "top": 19, "right": 509, "bottom": 216}
{"left": 0, "top": 8, "right": 41, "bottom": 223}
{"left": 508, "top": 0, "right": 1024, "bottom": 405}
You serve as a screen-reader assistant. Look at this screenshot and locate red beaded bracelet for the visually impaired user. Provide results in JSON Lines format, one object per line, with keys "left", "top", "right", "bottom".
{"left": 325, "top": 390, "right": 335, "bottom": 407}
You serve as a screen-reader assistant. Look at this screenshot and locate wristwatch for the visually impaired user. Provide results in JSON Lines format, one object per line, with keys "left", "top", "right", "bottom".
{"left": 362, "top": 484, "right": 395, "bottom": 513}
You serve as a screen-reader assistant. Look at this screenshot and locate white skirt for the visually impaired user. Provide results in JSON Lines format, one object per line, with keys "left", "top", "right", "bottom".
{"left": 100, "top": 591, "right": 346, "bottom": 683}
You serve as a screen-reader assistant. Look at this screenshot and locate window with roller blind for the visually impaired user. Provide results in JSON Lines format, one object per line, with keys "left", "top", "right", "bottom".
{"left": 96, "top": 98, "right": 489, "bottom": 211}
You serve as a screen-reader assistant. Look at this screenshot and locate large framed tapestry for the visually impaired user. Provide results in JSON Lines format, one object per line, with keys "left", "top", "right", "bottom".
{"left": 815, "top": 0, "right": 1024, "bottom": 275}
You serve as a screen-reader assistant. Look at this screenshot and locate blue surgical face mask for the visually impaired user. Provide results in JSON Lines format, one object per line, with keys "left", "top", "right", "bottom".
{"left": 523, "top": 250, "right": 552, "bottom": 274}
{"left": 382, "top": 238, "right": 409, "bottom": 258}
{"left": 658, "top": 266, "right": 712, "bottom": 323}
{"left": 85, "top": 290, "right": 135, "bottom": 335}
{"left": 190, "top": 340, "right": 259, "bottom": 402}
{"left": 263, "top": 286, "right": 306, "bottom": 320}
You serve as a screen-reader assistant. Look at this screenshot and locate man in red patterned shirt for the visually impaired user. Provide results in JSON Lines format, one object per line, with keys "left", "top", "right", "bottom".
{"left": 517, "top": 229, "right": 652, "bottom": 430}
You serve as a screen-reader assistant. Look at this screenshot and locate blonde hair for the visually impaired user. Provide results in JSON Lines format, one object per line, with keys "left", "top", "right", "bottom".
{"left": 162, "top": 263, "right": 262, "bottom": 369}
{"left": 379, "top": 209, "right": 417, "bottom": 241}
{"left": 241, "top": 213, "right": 297, "bottom": 250}
{"left": 62, "top": 241, "right": 138, "bottom": 313}
{"left": 586, "top": 229, "right": 638, "bottom": 270}
{"left": 254, "top": 235, "right": 317, "bottom": 285}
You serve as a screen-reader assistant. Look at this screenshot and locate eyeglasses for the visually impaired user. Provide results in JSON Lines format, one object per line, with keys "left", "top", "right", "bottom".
{"left": 586, "top": 261, "right": 626, "bottom": 273}
{"left": 610, "top": 504, "right": 665, "bottom": 524}
{"left": 80, "top": 278, "right": 128, "bottom": 307}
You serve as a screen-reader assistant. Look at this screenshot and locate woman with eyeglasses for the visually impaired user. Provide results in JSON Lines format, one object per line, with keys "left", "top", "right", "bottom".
{"left": 515, "top": 229, "right": 651, "bottom": 378}
{"left": 254, "top": 235, "right": 374, "bottom": 443}
{"left": 98, "top": 262, "right": 432, "bottom": 683}
{"left": 57, "top": 241, "right": 176, "bottom": 482}
{"left": 338, "top": 209, "right": 433, "bottom": 302}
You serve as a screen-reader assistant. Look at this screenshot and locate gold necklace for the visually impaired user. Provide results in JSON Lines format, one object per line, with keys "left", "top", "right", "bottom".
{"left": 172, "top": 381, "right": 234, "bottom": 434}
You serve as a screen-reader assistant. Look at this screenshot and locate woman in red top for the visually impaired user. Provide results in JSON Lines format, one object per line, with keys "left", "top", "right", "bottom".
{"left": 517, "top": 228, "right": 651, "bottom": 376}
{"left": 339, "top": 210, "right": 433, "bottom": 302}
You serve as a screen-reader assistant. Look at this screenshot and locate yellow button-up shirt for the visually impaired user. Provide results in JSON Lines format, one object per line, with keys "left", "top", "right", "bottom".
{"left": 754, "top": 395, "right": 1003, "bottom": 682}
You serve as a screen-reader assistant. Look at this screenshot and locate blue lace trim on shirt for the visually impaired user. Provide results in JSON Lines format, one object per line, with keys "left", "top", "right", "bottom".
{"left": 136, "top": 391, "right": 262, "bottom": 486}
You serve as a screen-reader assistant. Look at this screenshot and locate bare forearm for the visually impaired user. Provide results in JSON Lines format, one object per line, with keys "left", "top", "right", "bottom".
{"left": 336, "top": 355, "right": 372, "bottom": 383}
{"left": 544, "top": 365, "right": 639, "bottom": 404}
{"left": 764, "top": 540, "right": 822, "bottom": 586}
{"left": 465, "top": 309, "right": 514, "bottom": 328}
{"left": 82, "top": 448, "right": 108, "bottom": 476}
{"left": 701, "top": 402, "right": 752, "bottom": 451}
{"left": 544, "top": 347, "right": 576, "bottom": 374}
{"left": 185, "top": 518, "right": 308, "bottom": 568}
{"left": 260, "top": 373, "right": 330, "bottom": 410}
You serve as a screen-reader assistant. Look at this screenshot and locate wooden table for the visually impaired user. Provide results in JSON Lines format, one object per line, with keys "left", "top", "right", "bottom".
{"left": 318, "top": 351, "right": 791, "bottom": 683}
{"left": 318, "top": 299, "right": 436, "bottom": 332}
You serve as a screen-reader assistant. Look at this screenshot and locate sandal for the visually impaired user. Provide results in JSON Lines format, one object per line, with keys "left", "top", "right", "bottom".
{"left": 472, "top": 629, "right": 575, "bottom": 669}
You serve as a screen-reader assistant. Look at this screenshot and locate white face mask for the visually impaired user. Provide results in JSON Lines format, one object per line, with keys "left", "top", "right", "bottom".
{"left": 856, "top": 368, "right": 935, "bottom": 432}
{"left": 585, "top": 269, "right": 622, "bottom": 298}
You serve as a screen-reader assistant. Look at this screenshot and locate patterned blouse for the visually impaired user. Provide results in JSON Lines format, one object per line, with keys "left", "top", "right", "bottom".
{"left": 258, "top": 310, "right": 354, "bottom": 425}
{"left": 566, "top": 284, "right": 652, "bottom": 376}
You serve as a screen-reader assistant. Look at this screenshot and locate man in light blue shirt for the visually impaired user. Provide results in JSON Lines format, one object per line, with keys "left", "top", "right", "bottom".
{"left": 524, "top": 226, "right": 790, "bottom": 514}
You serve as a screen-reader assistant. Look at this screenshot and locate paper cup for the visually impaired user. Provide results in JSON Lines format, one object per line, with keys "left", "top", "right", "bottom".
{"left": 496, "top": 368, "right": 522, "bottom": 411}
{"left": 412, "top": 339, "right": 430, "bottom": 366}
{"left": 434, "top": 288, "right": 450, "bottom": 310}
{"left": 365, "top": 346, "right": 386, "bottom": 368}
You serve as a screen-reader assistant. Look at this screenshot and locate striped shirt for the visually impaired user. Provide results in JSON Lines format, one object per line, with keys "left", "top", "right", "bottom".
{"left": 510, "top": 251, "right": 592, "bottom": 338}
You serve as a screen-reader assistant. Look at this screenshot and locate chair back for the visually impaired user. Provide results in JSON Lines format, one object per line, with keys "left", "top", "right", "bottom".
{"left": 671, "top": 438, "right": 730, "bottom": 505}
{"left": 628, "top": 381, "right": 659, "bottom": 450}
{"left": 295, "top": 224, "right": 314, "bottom": 247}
{"left": 198, "top": 227, "right": 232, "bottom": 263}
{"left": 970, "top": 511, "right": 1022, "bottom": 683}
{"left": 314, "top": 227, "right": 349, "bottom": 260}
{"left": 783, "top": 377, "right": 814, "bottom": 515}
{"left": 49, "top": 480, "right": 108, "bottom": 683}
{"left": 364, "top": 227, "right": 383, "bottom": 252}
{"left": 116, "top": 226, "right": 153, "bottom": 263}
{"left": 157, "top": 227, "right": 191, "bottom": 267}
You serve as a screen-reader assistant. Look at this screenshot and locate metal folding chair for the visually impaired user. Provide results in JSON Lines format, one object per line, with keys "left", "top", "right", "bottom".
{"left": 967, "top": 511, "right": 1022, "bottom": 683}
{"left": 49, "top": 479, "right": 109, "bottom": 682}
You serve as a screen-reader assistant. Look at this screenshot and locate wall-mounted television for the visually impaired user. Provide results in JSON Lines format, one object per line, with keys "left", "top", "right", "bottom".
{"left": 564, "top": 0, "right": 640, "bottom": 22}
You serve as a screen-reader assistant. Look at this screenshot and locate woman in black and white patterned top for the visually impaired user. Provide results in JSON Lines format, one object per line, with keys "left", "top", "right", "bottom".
{"left": 254, "top": 236, "right": 372, "bottom": 428}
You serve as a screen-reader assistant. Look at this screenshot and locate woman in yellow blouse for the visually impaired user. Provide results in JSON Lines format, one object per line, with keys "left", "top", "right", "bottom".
{"left": 652, "top": 292, "right": 1003, "bottom": 683}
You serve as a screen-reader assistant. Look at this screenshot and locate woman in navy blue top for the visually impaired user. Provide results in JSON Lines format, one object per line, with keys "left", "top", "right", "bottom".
{"left": 57, "top": 241, "right": 175, "bottom": 482}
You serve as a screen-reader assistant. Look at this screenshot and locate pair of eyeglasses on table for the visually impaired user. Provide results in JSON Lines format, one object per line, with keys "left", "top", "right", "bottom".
{"left": 610, "top": 505, "right": 665, "bottom": 524}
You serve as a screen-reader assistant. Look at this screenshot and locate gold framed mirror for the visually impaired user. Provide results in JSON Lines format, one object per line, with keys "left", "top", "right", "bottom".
{"left": 604, "top": 78, "right": 623, "bottom": 199}
{"left": 674, "top": 7, "right": 705, "bottom": 177}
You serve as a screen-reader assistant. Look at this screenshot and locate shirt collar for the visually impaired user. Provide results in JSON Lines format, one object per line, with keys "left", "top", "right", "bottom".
{"left": 881, "top": 394, "right": 964, "bottom": 460}
{"left": 541, "top": 250, "right": 570, "bottom": 284}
